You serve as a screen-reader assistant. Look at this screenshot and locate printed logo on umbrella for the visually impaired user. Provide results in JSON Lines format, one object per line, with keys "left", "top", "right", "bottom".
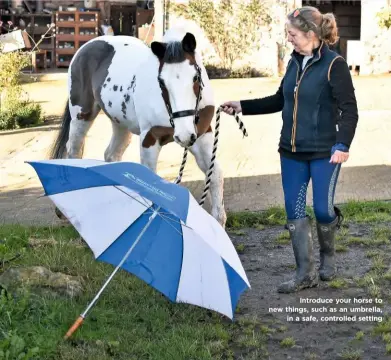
{"left": 123, "top": 172, "right": 176, "bottom": 201}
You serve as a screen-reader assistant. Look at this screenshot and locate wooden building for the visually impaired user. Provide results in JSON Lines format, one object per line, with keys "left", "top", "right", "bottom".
{"left": 302, "top": 0, "right": 361, "bottom": 62}
{"left": 0, "top": 0, "right": 155, "bottom": 69}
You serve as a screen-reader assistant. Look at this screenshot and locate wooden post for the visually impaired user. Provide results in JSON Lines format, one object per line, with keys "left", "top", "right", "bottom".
{"left": 154, "top": 0, "right": 164, "bottom": 40}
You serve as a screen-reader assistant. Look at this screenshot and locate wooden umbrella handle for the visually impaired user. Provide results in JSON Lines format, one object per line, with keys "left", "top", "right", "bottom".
{"left": 64, "top": 315, "right": 84, "bottom": 340}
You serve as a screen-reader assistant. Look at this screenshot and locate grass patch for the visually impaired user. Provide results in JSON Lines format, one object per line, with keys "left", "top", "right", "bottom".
{"left": 277, "top": 325, "right": 288, "bottom": 332}
{"left": 346, "top": 236, "right": 367, "bottom": 246}
{"left": 340, "top": 201, "right": 391, "bottom": 223}
{"left": 226, "top": 200, "right": 391, "bottom": 230}
{"left": 373, "top": 317, "right": 391, "bottom": 355}
{"left": 235, "top": 243, "right": 246, "bottom": 254}
{"left": 260, "top": 325, "right": 276, "bottom": 335}
{"left": 226, "top": 207, "right": 286, "bottom": 229}
{"left": 280, "top": 336, "right": 295, "bottom": 348}
{"left": 336, "top": 244, "right": 348, "bottom": 252}
{"left": 235, "top": 332, "right": 263, "bottom": 348}
{"left": 382, "top": 333, "right": 391, "bottom": 343}
{"left": 340, "top": 349, "right": 362, "bottom": 360}
{"left": 371, "top": 256, "right": 388, "bottom": 274}
{"left": 372, "top": 227, "right": 391, "bottom": 238}
{"left": 304, "top": 353, "right": 318, "bottom": 360}
{"left": 370, "top": 227, "right": 391, "bottom": 246}
{"left": 275, "top": 231, "right": 290, "bottom": 245}
{"left": 230, "top": 229, "right": 246, "bottom": 236}
{"left": 255, "top": 224, "right": 265, "bottom": 230}
{"left": 329, "top": 278, "right": 348, "bottom": 289}
{"left": 355, "top": 273, "right": 383, "bottom": 298}
{"left": 336, "top": 228, "right": 349, "bottom": 243}
{"left": 342, "top": 231, "right": 390, "bottom": 248}
{"left": 366, "top": 250, "right": 382, "bottom": 258}
{"left": 354, "top": 250, "right": 391, "bottom": 298}
{"left": 373, "top": 317, "right": 391, "bottom": 336}
{"left": 355, "top": 273, "right": 381, "bottom": 288}
{"left": 368, "top": 284, "right": 381, "bottom": 298}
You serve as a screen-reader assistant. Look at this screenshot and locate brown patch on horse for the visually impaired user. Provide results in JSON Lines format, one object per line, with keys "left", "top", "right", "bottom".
{"left": 184, "top": 52, "right": 196, "bottom": 65}
{"left": 142, "top": 130, "right": 157, "bottom": 148}
{"left": 159, "top": 134, "right": 174, "bottom": 146}
{"left": 76, "top": 111, "right": 92, "bottom": 121}
{"left": 193, "top": 82, "right": 201, "bottom": 96}
{"left": 196, "top": 105, "right": 215, "bottom": 136}
{"left": 142, "top": 126, "right": 175, "bottom": 148}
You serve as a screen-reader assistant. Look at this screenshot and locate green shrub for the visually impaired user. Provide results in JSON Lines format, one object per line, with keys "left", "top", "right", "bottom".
{"left": 172, "top": 0, "right": 272, "bottom": 70}
{"left": 0, "top": 101, "right": 43, "bottom": 130}
{"left": 377, "top": 7, "right": 391, "bottom": 29}
{"left": 0, "top": 44, "right": 45, "bottom": 131}
{"left": 205, "top": 64, "right": 270, "bottom": 79}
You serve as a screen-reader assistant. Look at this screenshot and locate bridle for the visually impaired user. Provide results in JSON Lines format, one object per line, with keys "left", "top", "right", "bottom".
{"left": 157, "top": 59, "right": 204, "bottom": 128}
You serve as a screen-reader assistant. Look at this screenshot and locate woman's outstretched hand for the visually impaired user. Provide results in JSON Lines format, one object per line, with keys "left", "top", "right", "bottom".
{"left": 221, "top": 101, "right": 242, "bottom": 115}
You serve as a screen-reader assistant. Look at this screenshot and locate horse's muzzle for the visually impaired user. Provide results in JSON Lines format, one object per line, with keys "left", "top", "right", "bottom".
{"left": 174, "top": 133, "right": 197, "bottom": 147}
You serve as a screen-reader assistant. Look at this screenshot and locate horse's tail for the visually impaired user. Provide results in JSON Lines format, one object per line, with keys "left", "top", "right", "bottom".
{"left": 48, "top": 99, "right": 72, "bottom": 159}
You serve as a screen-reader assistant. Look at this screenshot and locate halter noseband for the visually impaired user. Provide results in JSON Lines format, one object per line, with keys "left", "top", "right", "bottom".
{"left": 158, "top": 61, "right": 204, "bottom": 128}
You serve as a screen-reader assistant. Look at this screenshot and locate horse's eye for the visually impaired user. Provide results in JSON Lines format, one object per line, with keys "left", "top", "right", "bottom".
{"left": 193, "top": 75, "right": 198, "bottom": 83}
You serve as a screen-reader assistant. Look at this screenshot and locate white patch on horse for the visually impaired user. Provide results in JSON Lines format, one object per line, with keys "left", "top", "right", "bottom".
{"left": 104, "top": 122, "right": 132, "bottom": 162}
{"left": 139, "top": 130, "right": 162, "bottom": 173}
{"left": 67, "top": 104, "right": 92, "bottom": 158}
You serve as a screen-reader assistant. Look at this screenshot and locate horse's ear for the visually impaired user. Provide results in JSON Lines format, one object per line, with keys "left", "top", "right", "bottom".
{"left": 182, "top": 32, "right": 196, "bottom": 53}
{"left": 151, "top": 41, "right": 166, "bottom": 60}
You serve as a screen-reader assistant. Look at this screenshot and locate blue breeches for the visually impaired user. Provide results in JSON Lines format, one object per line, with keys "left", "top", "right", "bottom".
{"left": 280, "top": 155, "right": 341, "bottom": 223}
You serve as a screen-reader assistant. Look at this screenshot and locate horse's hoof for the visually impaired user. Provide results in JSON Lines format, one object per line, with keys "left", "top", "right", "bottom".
{"left": 213, "top": 209, "right": 227, "bottom": 229}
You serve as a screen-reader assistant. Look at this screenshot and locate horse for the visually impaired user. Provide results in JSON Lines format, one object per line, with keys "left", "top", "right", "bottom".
{"left": 49, "top": 27, "right": 227, "bottom": 227}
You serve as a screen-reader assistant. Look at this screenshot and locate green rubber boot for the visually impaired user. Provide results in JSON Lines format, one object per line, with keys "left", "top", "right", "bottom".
{"left": 278, "top": 217, "right": 319, "bottom": 293}
{"left": 316, "top": 206, "right": 343, "bottom": 281}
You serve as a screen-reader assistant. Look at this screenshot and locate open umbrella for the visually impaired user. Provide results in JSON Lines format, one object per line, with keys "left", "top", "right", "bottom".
{"left": 27, "top": 159, "right": 250, "bottom": 339}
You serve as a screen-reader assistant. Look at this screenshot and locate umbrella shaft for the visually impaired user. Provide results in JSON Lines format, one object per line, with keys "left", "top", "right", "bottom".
{"left": 81, "top": 207, "right": 160, "bottom": 318}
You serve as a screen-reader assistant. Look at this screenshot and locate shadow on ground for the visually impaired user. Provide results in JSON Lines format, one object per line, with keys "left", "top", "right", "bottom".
{"left": 0, "top": 118, "right": 61, "bottom": 137}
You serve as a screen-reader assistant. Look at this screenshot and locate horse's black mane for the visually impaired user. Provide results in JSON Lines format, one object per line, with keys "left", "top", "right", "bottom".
{"left": 163, "top": 41, "right": 187, "bottom": 63}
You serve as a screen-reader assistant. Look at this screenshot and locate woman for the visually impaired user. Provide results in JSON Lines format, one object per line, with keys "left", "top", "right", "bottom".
{"left": 222, "top": 6, "right": 358, "bottom": 293}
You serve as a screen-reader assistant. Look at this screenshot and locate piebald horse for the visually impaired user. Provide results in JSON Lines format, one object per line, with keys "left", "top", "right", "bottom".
{"left": 49, "top": 28, "right": 227, "bottom": 227}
